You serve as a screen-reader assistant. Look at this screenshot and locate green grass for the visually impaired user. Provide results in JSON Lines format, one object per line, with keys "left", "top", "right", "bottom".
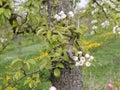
{"left": 83, "top": 32, "right": 120, "bottom": 90}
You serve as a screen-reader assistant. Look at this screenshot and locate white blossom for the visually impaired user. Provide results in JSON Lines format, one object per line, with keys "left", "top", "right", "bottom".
{"left": 79, "top": 61, "right": 84, "bottom": 66}
{"left": 91, "top": 8, "right": 99, "bottom": 15}
{"left": 49, "top": 86, "right": 57, "bottom": 90}
{"left": 91, "top": 3, "right": 97, "bottom": 8}
{"left": 91, "top": 20, "right": 98, "bottom": 24}
{"left": 0, "top": 38, "right": 7, "bottom": 43}
{"left": 113, "top": 25, "right": 119, "bottom": 34}
{"left": 59, "top": 11, "right": 64, "bottom": 15}
{"left": 68, "top": 11, "right": 74, "bottom": 18}
{"left": 90, "top": 31, "right": 95, "bottom": 35}
{"left": 78, "top": 51, "right": 82, "bottom": 55}
{"left": 73, "top": 56, "right": 79, "bottom": 61}
{"left": 85, "top": 54, "right": 90, "bottom": 58}
{"left": 54, "top": 14, "right": 61, "bottom": 21}
{"left": 118, "top": 32, "right": 120, "bottom": 34}
{"left": 85, "top": 62, "right": 91, "bottom": 67}
{"left": 60, "top": 13, "right": 66, "bottom": 19}
{"left": 92, "top": 25, "right": 98, "bottom": 30}
{"left": 90, "top": 56, "right": 94, "bottom": 60}
{"left": 103, "top": 8, "right": 107, "bottom": 12}
{"left": 54, "top": 11, "right": 66, "bottom": 21}
{"left": 75, "top": 62, "right": 80, "bottom": 67}
{"left": 80, "top": 57, "right": 85, "bottom": 62}
{"left": 101, "top": 20, "right": 110, "bottom": 28}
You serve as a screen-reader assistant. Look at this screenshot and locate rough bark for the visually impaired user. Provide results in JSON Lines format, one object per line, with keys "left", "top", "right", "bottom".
{"left": 56, "top": 0, "right": 73, "bottom": 13}
{"left": 50, "top": 65, "right": 83, "bottom": 90}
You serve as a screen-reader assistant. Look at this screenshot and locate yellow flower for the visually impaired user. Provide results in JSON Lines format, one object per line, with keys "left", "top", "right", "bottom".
{"left": 34, "top": 52, "right": 48, "bottom": 60}
{"left": 5, "top": 76, "right": 11, "bottom": 81}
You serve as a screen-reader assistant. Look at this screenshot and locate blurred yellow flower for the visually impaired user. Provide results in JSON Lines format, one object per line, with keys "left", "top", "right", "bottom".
{"left": 34, "top": 52, "right": 48, "bottom": 60}
{"left": 87, "top": 42, "right": 101, "bottom": 49}
{"left": 5, "top": 76, "right": 10, "bottom": 81}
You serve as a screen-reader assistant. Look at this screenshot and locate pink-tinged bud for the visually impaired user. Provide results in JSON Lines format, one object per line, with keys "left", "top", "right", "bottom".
{"left": 107, "top": 83, "right": 114, "bottom": 90}
{"left": 49, "top": 86, "right": 57, "bottom": 90}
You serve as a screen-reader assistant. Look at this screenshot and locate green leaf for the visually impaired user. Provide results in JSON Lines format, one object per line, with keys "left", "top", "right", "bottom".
{"left": 47, "top": 30, "right": 52, "bottom": 40}
{"left": 13, "top": 71, "right": 22, "bottom": 80}
{"left": 56, "top": 31, "right": 64, "bottom": 39}
{"left": 56, "top": 63, "right": 64, "bottom": 68}
{"left": 4, "top": 9, "right": 11, "bottom": 19}
{"left": 29, "top": 80, "right": 34, "bottom": 88}
{"left": 12, "top": 21, "right": 18, "bottom": 28}
{"left": 28, "top": 59, "right": 36, "bottom": 65}
{"left": 11, "top": 59, "right": 22, "bottom": 65}
{"left": 0, "top": 0, "right": 2, "bottom": 6}
{"left": 37, "top": 28, "right": 44, "bottom": 35}
{"left": 24, "top": 77, "right": 31, "bottom": 85}
{"left": 0, "top": 8, "right": 4, "bottom": 14}
{"left": 26, "top": 62, "right": 30, "bottom": 70}
{"left": 54, "top": 68, "right": 60, "bottom": 78}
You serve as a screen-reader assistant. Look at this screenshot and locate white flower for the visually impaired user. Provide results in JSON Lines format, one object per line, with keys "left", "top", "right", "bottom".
{"left": 103, "top": 8, "right": 107, "bottom": 12}
{"left": 75, "top": 62, "right": 80, "bottom": 67}
{"left": 118, "top": 32, "right": 120, "bottom": 34}
{"left": 117, "top": 27, "right": 120, "bottom": 32}
{"left": 60, "top": 13, "right": 66, "bottom": 19}
{"left": 79, "top": 61, "right": 84, "bottom": 66}
{"left": 80, "top": 57, "right": 85, "bottom": 62}
{"left": 49, "top": 86, "right": 57, "bottom": 90}
{"left": 113, "top": 25, "right": 118, "bottom": 34}
{"left": 73, "top": 56, "right": 78, "bottom": 61}
{"left": 68, "top": 11, "right": 74, "bottom": 18}
{"left": 0, "top": 38, "right": 5, "bottom": 43}
{"left": 91, "top": 3, "right": 97, "bottom": 8}
{"left": 91, "top": 20, "right": 98, "bottom": 24}
{"left": 78, "top": 51, "right": 82, "bottom": 55}
{"left": 54, "top": 14, "right": 61, "bottom": 21}
{"left": 90, "top": 56, "right": 94, "bottom": 60}
{"left": 85, "top": 54, "right": 90, "bottom": 58}
{"left": 59, "top": 11, "right": 64, "bottom": 15}
{"left": 85, "top": 62, "right": 91, "bottom": 67}
{"left": 101, "top": 20, "right": 110, "bottom": 28}
{"left": 90, "top": 31, "right": 95, "bottom": 35}
{"left": 92, "top": 25, "right": 98, "bottom": 30}
{"left": 91, "top": 8, "right": 99, "bottom": 15}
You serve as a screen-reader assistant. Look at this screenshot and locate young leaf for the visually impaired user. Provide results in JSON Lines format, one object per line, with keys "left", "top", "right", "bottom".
{"left": 11, "top": 59, "right": 22, "bottom": 65}
{"left": 54, "top": 68, "right": 60, "bottom": 78}
{"left": 47, "top": 30, "right": 52, "bottom": 40}
{"left": 56, "top": 63, "right": 64, "bottom": 68}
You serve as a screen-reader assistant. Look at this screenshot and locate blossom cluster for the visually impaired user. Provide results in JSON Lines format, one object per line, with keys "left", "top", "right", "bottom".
{"left": 73, "top": 51, "right": 94, "bottom": 67}
{"left": 91, "top": 8, "right": 99, "bottom": 15}
{"left": 92, "top": 25, "right": 98, "bottom": 30}
{"left": 101, "top": 20, "right": 110, "bottom": 28}
{"left": 54, "top": 11, "right": 74, "bottom": 21}
{"left": 0, "top": 38, "right": 7, "bottom": 43}
{"left": 113, "top": 25, "right": 120, "bottom": 34}
{"left": 91, "top": 20, "right": 98, "bottom": 24}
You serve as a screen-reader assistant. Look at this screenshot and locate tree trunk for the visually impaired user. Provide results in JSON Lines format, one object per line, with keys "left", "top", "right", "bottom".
{"left": 56, "top": 0, "right": 73, "bottom": 13}
{"left": 49, "top": 0, "right": 83, "bottom": 90}
{"left": 50, "top": 65, "right": 83, "bottom": 90}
